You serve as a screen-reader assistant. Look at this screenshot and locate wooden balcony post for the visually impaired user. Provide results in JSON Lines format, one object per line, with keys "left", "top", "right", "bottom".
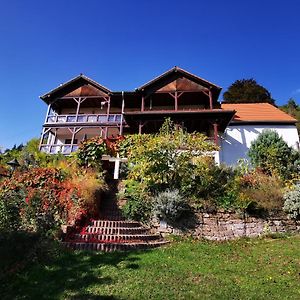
{"left": 209, "top": 89, "right": 213, "bottom": 109}
{"left": 141, "top": 95, "right": 145, "bottom": 112}
{"left": 213, "top": 123, "right": 218, "bottom": 145}
{"left": 73, "top": 98, "right": 79, "bottom": 122}
{"left": 44, "top": 104, "right": 51, "bottom": 123}
{"left": 107, "top": 96, "right": 111, "bottom": 121}
{"left": 175, "top": 91, "right": 178, "bottom": 111}
{"left": 138, "top": 121, "right": 143, "bottom": 134}
{"left": 39, "top": 128, "right": 46, "bottom": 150}
{"left": 120, "top": 92, "right": 125, "bottom": 135}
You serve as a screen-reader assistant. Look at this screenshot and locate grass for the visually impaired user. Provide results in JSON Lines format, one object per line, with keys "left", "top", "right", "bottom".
{"left": 0, "top": 234, "right": 300, "bottom": 299}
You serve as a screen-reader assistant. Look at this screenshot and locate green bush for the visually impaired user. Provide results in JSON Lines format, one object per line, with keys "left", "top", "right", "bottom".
{"left": 180, "top": 158, "right": 235, "bottom": 202}
{"left": 120, "top": 180, "right": 152, "bottom": 222}
{"left": 283, "top": 184, "right": 300, "bottom": 219}
{"left": 152, "top": 189, "right": 189, "bottom": 223}
{"left": 248, "top": 130, "right": 298, "bottom": 178}
{"left": 119, "top": 119, "right": 217, "bottom": 192}
{"left": 0, "top": 189, "right": 26, "bottom": 232}
{"left": 76, "top": 136, "right": 107, "bottom": 168}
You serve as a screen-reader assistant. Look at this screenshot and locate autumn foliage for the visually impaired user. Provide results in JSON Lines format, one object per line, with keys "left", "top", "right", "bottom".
{"left": 0, "top": 166, "right": 105, "bottom": 234}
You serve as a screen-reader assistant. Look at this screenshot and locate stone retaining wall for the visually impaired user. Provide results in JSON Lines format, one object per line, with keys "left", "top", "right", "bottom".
{"left": 153, "top": 212, "right": 300, "bottom": 241}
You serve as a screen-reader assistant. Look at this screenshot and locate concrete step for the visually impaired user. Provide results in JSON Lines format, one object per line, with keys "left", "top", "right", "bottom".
{"left": 71, "top": 233, "right": 161, "bottom": 242}
{"left": 84, "top": 226, "right": 149, "bottom": 235}
{"left": 89, "top": 220, "right": 141, "bottom": 228}
{"left": 63, "top": 240, "right": 169, "bottom": 252}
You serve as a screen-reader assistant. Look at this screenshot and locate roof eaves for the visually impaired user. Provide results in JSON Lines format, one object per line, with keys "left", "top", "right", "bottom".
{"left": 137, "top": 66, "right": 222, "bottom": 91}
{"left": 40, "top": 74, "right": 112, "bottom": 100}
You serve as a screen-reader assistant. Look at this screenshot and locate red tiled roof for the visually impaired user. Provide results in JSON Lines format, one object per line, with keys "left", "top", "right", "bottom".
{"left": 221, "top": 103, "right": 297, "bottom": 123}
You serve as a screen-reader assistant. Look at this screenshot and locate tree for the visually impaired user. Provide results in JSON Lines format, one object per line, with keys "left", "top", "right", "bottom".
{"left": 223, "top": 79, "right": 274, "bottom": 104}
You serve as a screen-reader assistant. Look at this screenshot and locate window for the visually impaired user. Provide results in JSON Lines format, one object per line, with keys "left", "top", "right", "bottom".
{"left": 65, "top": 139, "right": 78, "bottom": 145}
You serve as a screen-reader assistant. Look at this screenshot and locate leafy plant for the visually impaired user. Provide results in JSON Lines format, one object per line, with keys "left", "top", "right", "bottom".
{"left": 76, "top": 136, "right": 107, "bottom": 168}
{"left": 0, "top": 189, "right": 26, "bottom": 232}
{"left": 238, "top": 171, "right": 284, "bottom": 211}
{"left": 119, "top": 180, "right": 152, "bottom": 222}
{"left": 283, "top": 184, "right": 300, "bottom": 219}
{"left": 152, "top": 189, "right": 189, "bottom": 223}
{"left": 119, "top": 119, "right": 217, "bottom": 192}
{"left": 180, "top": 157, "right": 235, "bottom": 202}
{"left": 248, "top": 130, "right": 298, "bottom": 179}
{"left": 0, "top": 165, "right": 106, "bottom": 235}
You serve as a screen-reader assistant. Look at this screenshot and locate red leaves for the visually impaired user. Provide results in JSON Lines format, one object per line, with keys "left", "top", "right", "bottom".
{"left": 0, "top": 167, "right": 89, "bottom": 226}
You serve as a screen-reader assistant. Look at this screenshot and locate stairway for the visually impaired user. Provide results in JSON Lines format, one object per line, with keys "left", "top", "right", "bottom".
{"left": 63, "top": 180, "right": 168, "bottom": 252}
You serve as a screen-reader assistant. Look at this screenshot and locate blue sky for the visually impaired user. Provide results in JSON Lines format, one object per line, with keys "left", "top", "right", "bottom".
{"left": 1, "top": 0, "right": 300, "bottom": 150}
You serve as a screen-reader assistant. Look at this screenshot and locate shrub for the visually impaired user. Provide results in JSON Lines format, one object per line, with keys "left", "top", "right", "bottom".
{"left": 152, "top": 189, "right": 189, "bottom": 223}
{"left": 283, "top": 184, "right": 300, "bottom": 219}
{"left": 120, "top": 180, "right": 152, "bottom": 222}
{"left": 239, "top": 171, "right": 284, "bottom": 211}
{"left": 0, "top": 166, "right": 106, "bottom": 235}
{"left": 180, "top": 157, "right": 235, "bottom": 203}
{"left": 248, "top": 130, "right": 298, "bottom": 178}
{"left": 76, "top": 136, "right": 107, "bottom": 168}
{"left": 118, "top": 119, "right": 217, "bottom": 192}
{"left": 0, "top": 189, "right": 26, "bottom": 232}
{"left": 216, "top": 190, "right": 239, "bottom": 209}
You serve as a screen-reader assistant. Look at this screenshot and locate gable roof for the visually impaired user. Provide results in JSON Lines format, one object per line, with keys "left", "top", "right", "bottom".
{"left": 40, "top": 74, "right": 111, "bottom": 104}
{"left": 221, "top": 103, "right": 297, "bottom": 123}
{"left": 136, "top": 66, "right": 222, "bottom": 101}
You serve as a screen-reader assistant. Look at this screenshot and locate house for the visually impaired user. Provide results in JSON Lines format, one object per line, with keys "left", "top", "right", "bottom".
{"left": 39, "top": 67, "right": 299, "bottom": 166}
{"left": 220, "top": 103, "right": 299, "bottom": 165}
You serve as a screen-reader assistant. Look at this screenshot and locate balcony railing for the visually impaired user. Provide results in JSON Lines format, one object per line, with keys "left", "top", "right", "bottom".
{"left": 45, "top": 114, "right": 123, "bottom": 124}
{"left": 40, "top": 144, "right": 79, "bottom": 154}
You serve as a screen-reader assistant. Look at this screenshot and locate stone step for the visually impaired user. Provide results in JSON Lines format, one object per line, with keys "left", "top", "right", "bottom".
{"left": 89, "top": 220, "right": 141, "bottom": 228}
{"left": 84, "top": 226, "right": 149, "bottom": 235}
{"left": 71, "top": 233, "right": 161, "bottom": 242}
{"left": 63, "top": 240, "right": 169, "bottom": 252}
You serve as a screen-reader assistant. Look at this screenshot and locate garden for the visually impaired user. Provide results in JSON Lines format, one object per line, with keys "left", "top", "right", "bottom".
{"left": 0, "top": 119, "right": 300, "bottom": 298}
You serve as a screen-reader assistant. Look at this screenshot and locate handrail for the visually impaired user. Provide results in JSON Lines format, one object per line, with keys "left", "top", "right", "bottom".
{"left": 45, "top": 114, "right": 123, "bottom": 124}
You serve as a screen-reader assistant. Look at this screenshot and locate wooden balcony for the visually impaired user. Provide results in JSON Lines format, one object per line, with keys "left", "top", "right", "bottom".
{"left": 40, "top": 144, "right": 79, "bottom": 154}
{"left": 45, "top": 114, "right": 123, "bottom": 125}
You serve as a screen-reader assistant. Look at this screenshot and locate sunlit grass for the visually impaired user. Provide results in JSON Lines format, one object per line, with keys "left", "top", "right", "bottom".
{"left": 1, "top": 234, "right": 299, "bottom": 299}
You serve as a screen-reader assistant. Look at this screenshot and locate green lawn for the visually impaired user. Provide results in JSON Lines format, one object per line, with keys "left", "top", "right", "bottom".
{"left": 1, "top": 234, "right": 300, "bottom": 300}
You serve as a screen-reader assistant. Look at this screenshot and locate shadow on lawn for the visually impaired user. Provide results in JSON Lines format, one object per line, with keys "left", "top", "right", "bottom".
{"left": 1, "top": 236, "right": 142, "bottom": 300}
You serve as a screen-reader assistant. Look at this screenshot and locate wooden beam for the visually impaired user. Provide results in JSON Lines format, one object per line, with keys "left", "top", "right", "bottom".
{"left": 120, "top": 92, "right": 125, "bottom": 135}
{"left": 141, "top": 95, "right": 145, "bottom": 112}
{"left": 107, "top": 96, "right": 111, "bottom": 120}
{"left": 175, "top": 90, "right": 178, "bottom": 111}
{"left": 138, "top": 121, "right": 143, "bottom": 134}
{"left": 44, "top": 104, "right": 51, "bottom": 124}
{"left": 209, "top": 89, "right": 213, "bottom": 109}
{"left": 213, "top": 123, "right": 218, "bottom": 145}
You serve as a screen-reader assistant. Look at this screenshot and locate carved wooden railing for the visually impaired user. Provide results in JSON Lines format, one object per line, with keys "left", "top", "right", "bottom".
{"left": 45, "top": 114, "right": 123, "bottom": 124}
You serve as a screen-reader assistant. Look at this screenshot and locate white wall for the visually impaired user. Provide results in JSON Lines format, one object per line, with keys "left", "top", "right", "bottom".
{"left": 220, "top": 124, "right": 300, "bottom": 165}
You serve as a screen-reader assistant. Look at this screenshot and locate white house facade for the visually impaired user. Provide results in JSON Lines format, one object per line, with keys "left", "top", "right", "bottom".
{"left": 220, "top": 103, "right": 299, "bottom": 165}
